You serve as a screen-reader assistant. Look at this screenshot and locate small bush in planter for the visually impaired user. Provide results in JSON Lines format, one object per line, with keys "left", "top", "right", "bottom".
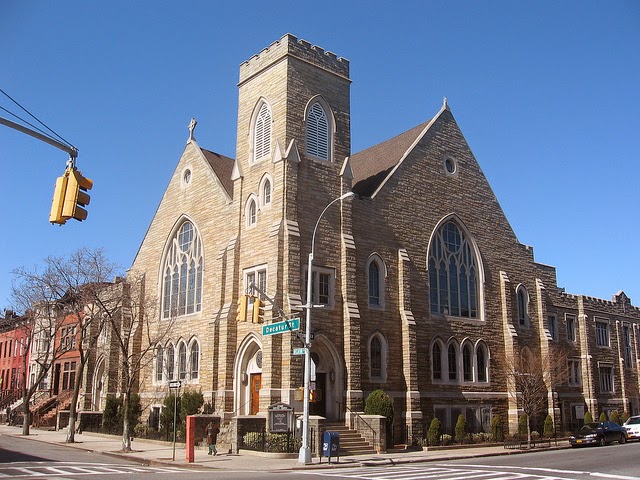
{"left": 543, "top": 415, "right": 554, "bottom": 438}
{"left": 584, "top": 411, "right": 593, "bottom": 424}
{"left": 621, "top": 411, "right": 630, "bottom": 424}
{"left": 490, "top": 415, "right": 504, "bottom": 442}
{"left": 518, "top": 415, "right": 528, "bottom": 437}
{"left": 455, "top": 414, "right": 467, "bottom": 444}
{"left": 610, "top": 411, "right": 620, "bottom": 425}
{"left": 599, "top": 412, "right": 607, "bottom": 422}
{"left": 427, "top": 417, "right": 442, "bottom": 446}
{"left": 441, "top": 433, "right": 452, "bottom": 445}
{"left": 364, "top": 389, "right": 394, "bottom": 447}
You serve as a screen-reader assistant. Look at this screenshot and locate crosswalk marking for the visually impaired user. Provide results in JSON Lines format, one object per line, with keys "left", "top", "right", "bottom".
{"left": 0, "top": 461, "right": 202, "bottom": 477}
{"left": 298, "top": 464, "right": 640, "bottom": 480}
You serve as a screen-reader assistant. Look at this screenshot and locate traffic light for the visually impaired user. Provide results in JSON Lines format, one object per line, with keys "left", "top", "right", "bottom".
{"left": 309, "top": 390, "right": 316, "bottom": 403}
{"left": 61, "top": 168, "right": 92, "bottom": 221}
{"left": 252, "top": 297, "right": 265, "bottom": 323}
{"left": 237, "top": 295, "right": 248, "bottom": 322}
{"left": 49, "top": 174, "right": 69, "bottom": 224}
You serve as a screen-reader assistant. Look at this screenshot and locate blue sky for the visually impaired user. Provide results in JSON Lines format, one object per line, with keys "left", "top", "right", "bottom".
{"left": 1, "top": 1, "right": 638, "bottom": 309}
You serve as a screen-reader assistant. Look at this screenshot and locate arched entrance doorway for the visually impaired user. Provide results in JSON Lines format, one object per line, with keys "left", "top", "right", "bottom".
{"left": 234, "top": 334, "right": 263, "bottom": 415}
{"left": 309, "top": 334, "right": 344, "bottom": 420}
{"left": 92, "top": 357, "right": 105, "bottom": 410}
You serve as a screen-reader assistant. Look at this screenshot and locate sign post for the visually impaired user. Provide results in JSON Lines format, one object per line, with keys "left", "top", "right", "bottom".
{"left": 169, "top": 380, "right": 181, "bottom": 460}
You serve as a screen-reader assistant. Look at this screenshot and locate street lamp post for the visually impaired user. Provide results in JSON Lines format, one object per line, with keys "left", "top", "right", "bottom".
{"left": 299, "top": 191, "right": 355, "bottom": 464}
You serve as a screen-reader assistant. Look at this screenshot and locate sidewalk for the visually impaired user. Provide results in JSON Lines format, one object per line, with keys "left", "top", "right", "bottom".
{"left": 0, "top": 424, "right": 568, "bottom": 471}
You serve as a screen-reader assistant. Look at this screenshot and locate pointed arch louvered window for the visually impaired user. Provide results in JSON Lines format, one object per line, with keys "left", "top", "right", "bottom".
{"left": 162, "top": 221, "right": 204, "bottom": 318}
{"left": 254, "top": 102, "right": 272, "bottom": 162}
{"left": 306, "top": 102, "right": 330, "bottom": 161}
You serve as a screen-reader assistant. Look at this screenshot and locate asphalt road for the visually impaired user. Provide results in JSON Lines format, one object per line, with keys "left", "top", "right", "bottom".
{"left": 1, "top": 433, "right": 639, "bottom": 480}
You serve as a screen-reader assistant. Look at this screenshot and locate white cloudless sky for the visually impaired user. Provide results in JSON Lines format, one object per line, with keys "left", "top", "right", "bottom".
{"left": 1, "top": 0, "right": 638, "bottom": 309}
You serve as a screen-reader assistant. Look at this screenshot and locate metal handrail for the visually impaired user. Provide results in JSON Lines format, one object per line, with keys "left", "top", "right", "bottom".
{"left": 343, "top": 404, "right": 378, "bottom": 451}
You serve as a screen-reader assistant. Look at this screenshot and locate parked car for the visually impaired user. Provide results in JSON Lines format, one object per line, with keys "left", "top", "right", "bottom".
{"left": 569, "top": 421, "right": 627, "bottom": 447}
{"left": 623, "top": 415, "right": 640, "bottom": 441}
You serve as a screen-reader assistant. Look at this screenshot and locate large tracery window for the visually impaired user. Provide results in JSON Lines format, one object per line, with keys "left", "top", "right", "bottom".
{"left": 429, "top": 220, "right": 479, "bottom": 318}
{"left": 306, "top": 102, "right": 330, "bottom": 160}
{"left": 162, "top": 221, "right": 203, "bottom": 319}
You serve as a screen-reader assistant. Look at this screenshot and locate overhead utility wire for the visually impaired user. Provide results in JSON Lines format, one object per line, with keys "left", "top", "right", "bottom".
{"left": 0, "top": 105, "right": 62, "bottom": 145}
{"left": 0, "top": 87, "right": 75, "bottom": 150}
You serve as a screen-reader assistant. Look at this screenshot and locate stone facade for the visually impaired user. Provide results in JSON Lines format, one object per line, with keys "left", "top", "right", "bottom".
{"left": 128, "top": 34, "right": 640, "bottom": 444}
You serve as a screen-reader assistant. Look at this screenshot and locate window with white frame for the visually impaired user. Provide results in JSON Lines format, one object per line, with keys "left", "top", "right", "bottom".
{"left": 155, "top": 345, "right": 164, "bottom": 382}
{"left": 253, "top": 101, "right": 272, "bottom": 162}
{"left": 367, "top": 255, "right": 384, "bottom": 307}
{"left": 547, "top": 314, "right": 557, "bottom": 340}
{"left": 462, "top": 343, "right": 473, "bottom": 381}
{"left": 190, "top": 340, "right": 200, "bottom": 380}
{"left": 178, "top": 341, "right": 187, "bottom": 380}
{"left": 260, "top": 177, "right": 272, "bottom": 207}
{"left": 162, "top": 221, "right": 203, "bottom": 319}
{"left": 245, "top": 265, "right": 267, "bottom": 307}
{"left": 599, "top": 364, "right": 614, "bottom": 392}
{"left": 306, "top": 101, "right": 330, "bottom": 161}
{"left": 476, "top": 343, "right": 489, "bottom": 382}
{"left": 566, "top": 314, "right": 576, "bottom": 342}
{"left": 166, "top": 343, "right": 175, "bottom": 381}
{"left": 369, "top": 333, "right": 387, "bottom": 381}
{"left": 448, "top": 344, "right": 458, "bottom": 381}
{"left": 623, "top": 325, "right": 633, "bottom": 365}
{"left": 568, "top": 359, "right": 581, "bottom": 386}
{"left": 303, "top": 266, "right": 335, "bottom": 306}
{"left": 432, "top": 341, "right": 443, "bottom": 381}
{"left": 429, "top": 220, "right": 480, "bottom": 319}
{"left": 516, "top": 285, "right": 529, "bottom": 326}
{"left": 246, "top": 198, "right": 257, "bottom": 227}
{"left": 595, "top": 319, "right": 610, "bottom": 347}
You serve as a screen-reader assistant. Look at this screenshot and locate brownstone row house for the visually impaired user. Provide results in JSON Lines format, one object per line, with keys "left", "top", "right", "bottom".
{"left": 127, "top": 34, "right": 640, "bottom": 443}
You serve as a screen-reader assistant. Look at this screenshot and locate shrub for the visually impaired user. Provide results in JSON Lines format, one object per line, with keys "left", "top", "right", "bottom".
{"left": 531, "top": 431, "right": 540, "bottom": 440}
{"left": 441, "top": 433, "right": 452, "bottom": 445}
{"left": 364, "top": 389, "right": 394, "bottom": 446}
{"left": 427, "top": 417, "right": 442, "bottom": 446}
{"left": 621, "top": 411, "right": 630, "bottom": 424}
{"left": 584, "top": 411, "right": 593, "bottom": 424}
{"left": 599, "top": 412, "right": 607, "bottom": 422}
{"left": 490, "top": 415, "right": 504, "bottom": 442}
{"left": 518, "top": 415, "right": 528, "bottom": 436}
{"left": 102, "top": 394, "right": 120, "bottom": 431}
{"left": 455, "top": 414, "right": 467, "bottom": 444}
{"left": 543, "top": 415, "right": 554, "bottom": 438}
{"left": 610, "top": 411, "right": 620, "bottom": 425}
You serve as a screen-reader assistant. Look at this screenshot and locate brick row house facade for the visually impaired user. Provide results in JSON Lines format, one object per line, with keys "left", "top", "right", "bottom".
{"left": 125, "top": 34, "right": 640, "bottom": 443}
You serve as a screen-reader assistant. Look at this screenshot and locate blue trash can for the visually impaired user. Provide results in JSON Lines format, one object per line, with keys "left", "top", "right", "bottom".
{"left": 322, "top": 431, "right": 340, "bottom": 463}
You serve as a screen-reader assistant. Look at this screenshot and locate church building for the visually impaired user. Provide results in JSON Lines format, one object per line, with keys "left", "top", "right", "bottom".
{"left": 129, "top": 34, "right": 640, "bottom": 444}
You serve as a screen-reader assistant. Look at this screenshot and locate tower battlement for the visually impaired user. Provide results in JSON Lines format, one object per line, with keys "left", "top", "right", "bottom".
{"left": 239, "top": 33, "right": 350, "bottom": 84}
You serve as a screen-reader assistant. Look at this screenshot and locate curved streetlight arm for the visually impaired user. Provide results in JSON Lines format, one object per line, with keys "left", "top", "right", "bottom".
{"left": 299, "top": 190, "right": 355, "bottom": 465}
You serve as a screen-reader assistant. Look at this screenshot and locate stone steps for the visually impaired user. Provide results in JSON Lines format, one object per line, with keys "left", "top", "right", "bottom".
{"left": 324, "top": 422, "right": 377, "bottom": 456}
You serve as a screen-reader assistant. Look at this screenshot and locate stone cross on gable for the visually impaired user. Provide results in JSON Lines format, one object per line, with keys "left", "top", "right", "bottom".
{"left": 188, "top": 117, "right": 197, "bottom": 141}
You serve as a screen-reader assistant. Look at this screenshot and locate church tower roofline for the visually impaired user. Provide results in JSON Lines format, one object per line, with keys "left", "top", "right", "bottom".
{"left": 239, "top": 33, "right": 350, "bottom": 85}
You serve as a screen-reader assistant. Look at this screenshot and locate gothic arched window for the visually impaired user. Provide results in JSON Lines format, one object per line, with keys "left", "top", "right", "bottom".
{"left": 162, "top": 220, "right": 203, "bottom": 319}
{"left": 432, "top": 341, "right": 443, "bottom": 380}
{"left": 367, "top": 255, "right": 384, "bottom": 307}
{"left": 429, "top": 220, "right": 480, "bottom": 319}
{"left": 178, "top": 341, "right": 187, "bottom": 381}
{"left": 190, "top": 339, "right": 200, "bottom": 380}
{"left": 306, "top": 102, "right": 330, "bottom": 160}
{"left": 253, "top": 101, "right": 272, "bottom": 162}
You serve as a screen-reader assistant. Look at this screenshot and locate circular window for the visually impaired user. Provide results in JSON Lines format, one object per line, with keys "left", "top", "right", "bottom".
{"left": 183, "top": 169, "right": 192, "bottom": 185}
{"left": 444, "top": 157, "right": 456, "bottom": 175}
{"left": 255, "top": 351, "right": 263, "bottom": 369}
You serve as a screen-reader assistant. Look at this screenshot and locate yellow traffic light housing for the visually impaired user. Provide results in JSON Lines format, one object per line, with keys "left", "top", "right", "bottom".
{"left": 238, "top": 295, "right": 248, "bottom": 322}
{"left": 49, "top": 167, "right": 93, "bottom": 224}
{"left": 252, "top": 297, "right": 265, "bottom": 323}
{"left": 49, "top": 174, "right": 69, "bottom": 224}
{"left": 62, "top": 168, "right": 92, "bottom": 221}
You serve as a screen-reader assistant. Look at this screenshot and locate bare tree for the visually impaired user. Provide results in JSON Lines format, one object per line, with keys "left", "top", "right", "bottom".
{"left": 97, "top": 271, "right": 174, "bottom": 452}
{"left": 10, "top": 247, "right": 119, "bottom": 437}
{"left": 507, "top": 346, "right": 570, "bottom": 447}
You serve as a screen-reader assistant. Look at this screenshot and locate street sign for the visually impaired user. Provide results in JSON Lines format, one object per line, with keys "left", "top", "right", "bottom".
{"left": 168, "top": 380, "right": 182, "bottom": 389}
{"left": 293, "top": 348, "right": 306, "bottom": 355}
{"left": 263, "top": 318, "right": 300, "bottom": 336}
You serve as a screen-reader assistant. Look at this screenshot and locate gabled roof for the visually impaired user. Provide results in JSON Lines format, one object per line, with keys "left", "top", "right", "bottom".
{"left": 201, "top": 148, "right": 235, "bottom": 197}
{"left": 350, "top": 101, "right": 448, "bottom": 197}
